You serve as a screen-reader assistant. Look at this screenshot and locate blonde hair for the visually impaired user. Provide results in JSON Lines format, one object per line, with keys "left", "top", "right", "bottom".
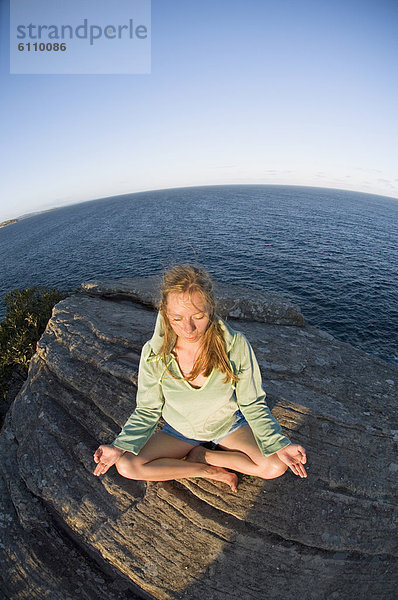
{"left": 158, "top": 264, "right": 238, "bottom": 384}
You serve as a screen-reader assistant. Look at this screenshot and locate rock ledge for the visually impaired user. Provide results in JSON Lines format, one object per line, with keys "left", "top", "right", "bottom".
{"left": 81, "top": 276, "right": 305, "bottom": 326}
{"left": 1, "top": 280, "right": 397, "bottom": 599}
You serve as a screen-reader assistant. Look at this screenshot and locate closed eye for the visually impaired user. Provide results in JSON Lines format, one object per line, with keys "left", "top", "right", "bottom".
{"left": 168, "top": 314, "right": 206, "bottom": 322}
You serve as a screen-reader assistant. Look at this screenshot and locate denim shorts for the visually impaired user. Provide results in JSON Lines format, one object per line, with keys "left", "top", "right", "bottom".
{"left": 161, "top": 410, "right": 248, "bottom": 446}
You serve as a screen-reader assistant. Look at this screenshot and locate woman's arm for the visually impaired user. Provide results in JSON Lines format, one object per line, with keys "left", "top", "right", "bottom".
{"left": 234, "top": 333, "right": 291, "bottom": 457}
{"left": 111, "top": 342, "right": 164, "bottom": 455}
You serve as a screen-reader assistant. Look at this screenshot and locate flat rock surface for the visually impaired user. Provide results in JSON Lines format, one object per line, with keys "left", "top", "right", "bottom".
{"left": 1, "top": 282, "right": 397, "bottom": 599}
{"left": 81, "top": 276, "right": 305, "bottom": 326}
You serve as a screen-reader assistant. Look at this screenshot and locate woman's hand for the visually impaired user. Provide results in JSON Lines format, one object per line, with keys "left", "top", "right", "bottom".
{"left": 93, "top": 445, "right": 125, "bottom": 477}
{"left": 276, "top": 444, "right": 307, "bottom": 478}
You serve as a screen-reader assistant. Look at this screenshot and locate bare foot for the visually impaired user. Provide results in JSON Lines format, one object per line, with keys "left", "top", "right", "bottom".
{"left": 186, "top": 445, "right": 208, "bottom": 464}
{"left": 203, "top": 465, "right": 238, "bottom": 493}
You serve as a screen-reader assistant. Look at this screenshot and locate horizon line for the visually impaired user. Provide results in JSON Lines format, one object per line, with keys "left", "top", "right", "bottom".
{"left": 6, "top": 182, "right": 398, "bottom": 223}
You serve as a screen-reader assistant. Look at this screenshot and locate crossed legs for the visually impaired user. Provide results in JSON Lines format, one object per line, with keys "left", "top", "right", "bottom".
{"left": 115, "top": 425, "right": 287, "bottom": 492}
{"left": 187, "top": 425, "right": 288, "bottom": 479}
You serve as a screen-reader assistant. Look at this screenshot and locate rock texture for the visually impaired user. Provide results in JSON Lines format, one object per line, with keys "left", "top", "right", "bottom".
{"left": 81, "top": 275, "right": 305, "bottom": 326}
{"left": 1, "top": 278, "right": 397, "bottom": 600}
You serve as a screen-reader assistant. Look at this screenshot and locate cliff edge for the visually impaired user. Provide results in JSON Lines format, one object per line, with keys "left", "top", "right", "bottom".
{"left": 1, "top": 278, "right": 397, "bottom": 600}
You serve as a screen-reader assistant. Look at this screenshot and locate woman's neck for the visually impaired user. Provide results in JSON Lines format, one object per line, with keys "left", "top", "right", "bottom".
{"left": 173, "top": 337, "right": 203, "bottom": 354}
{"left": 172, "top": 337, "right": 206, "bottom": 383}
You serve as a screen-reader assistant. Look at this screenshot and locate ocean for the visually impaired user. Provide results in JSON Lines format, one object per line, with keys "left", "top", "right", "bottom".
{"left": 0, "top": 185, "right": 397, "bottom": 366}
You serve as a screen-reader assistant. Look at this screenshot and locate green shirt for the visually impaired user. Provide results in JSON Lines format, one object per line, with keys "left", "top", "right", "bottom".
{"left": 112, "top": 313, "right": 291, "bottom": 457}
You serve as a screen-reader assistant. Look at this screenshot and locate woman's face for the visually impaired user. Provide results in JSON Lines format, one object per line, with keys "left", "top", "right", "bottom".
{"left": 166, "top": 291, "right": 210, "bottom": 344}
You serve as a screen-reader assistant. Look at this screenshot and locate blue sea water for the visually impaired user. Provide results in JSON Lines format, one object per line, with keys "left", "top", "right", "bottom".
{"left": 0, "top": 185, "right": 397, "bottom": 366}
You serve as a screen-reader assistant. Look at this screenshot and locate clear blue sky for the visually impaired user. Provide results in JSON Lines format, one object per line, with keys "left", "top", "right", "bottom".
{"left": 1, "top": 0, "right": 397, "bottom": 221}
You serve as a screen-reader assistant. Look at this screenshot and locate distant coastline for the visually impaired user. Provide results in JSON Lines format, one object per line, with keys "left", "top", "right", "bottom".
{"left": 0, "top": 219, "right": 18, "bottom": 228}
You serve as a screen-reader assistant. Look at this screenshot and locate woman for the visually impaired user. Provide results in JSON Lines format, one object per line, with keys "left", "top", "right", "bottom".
{"left": 93, "top": 264, "right": 307, "bottom": 492}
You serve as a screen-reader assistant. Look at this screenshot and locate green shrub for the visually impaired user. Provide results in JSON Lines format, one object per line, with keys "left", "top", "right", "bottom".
{"left": 0, "top": 285, "right": 71, "bottom": 422}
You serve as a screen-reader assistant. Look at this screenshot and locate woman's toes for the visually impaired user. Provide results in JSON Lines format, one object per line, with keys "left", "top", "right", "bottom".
{"left": 228, "top": 472, "right": 238, "bottom": 492}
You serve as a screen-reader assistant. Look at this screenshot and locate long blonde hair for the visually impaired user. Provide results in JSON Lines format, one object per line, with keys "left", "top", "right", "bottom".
{"left": 158, "top": 264, "right": 238, "bottom": 384}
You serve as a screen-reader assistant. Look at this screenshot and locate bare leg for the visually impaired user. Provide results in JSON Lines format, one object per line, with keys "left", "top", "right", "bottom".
{"left": 186, "top": 425, "right": 288, "bottom": 480}
{"left": 115, "top": 432, "right": 238, "bottom": 492}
